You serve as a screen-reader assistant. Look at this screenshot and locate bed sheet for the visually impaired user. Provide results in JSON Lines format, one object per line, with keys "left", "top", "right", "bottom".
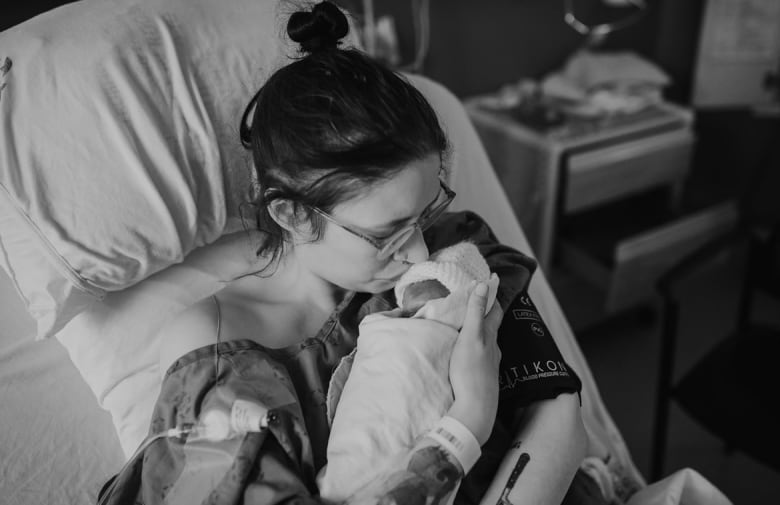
{"left": 0, "top": 269, "right": 123, "bottom": 505}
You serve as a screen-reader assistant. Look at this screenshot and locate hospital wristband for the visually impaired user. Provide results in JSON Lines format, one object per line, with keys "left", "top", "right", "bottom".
{"left": 426, "top": 416, "right": 482, "bottom": 474}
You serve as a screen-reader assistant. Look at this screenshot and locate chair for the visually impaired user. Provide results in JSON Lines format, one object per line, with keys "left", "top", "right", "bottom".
{"left": 650, "top": 218, "right": 780, "bottom": 481}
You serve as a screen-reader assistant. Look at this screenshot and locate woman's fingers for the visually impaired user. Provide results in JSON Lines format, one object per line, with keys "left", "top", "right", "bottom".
{"left": 447, "top": 281, "right": 502, "bottom": 445}
{"left": 461, "top": 282, "right": 489, "bottom": 342}
{"left": 483, "top": 301, "right": 504, "bottom": 340}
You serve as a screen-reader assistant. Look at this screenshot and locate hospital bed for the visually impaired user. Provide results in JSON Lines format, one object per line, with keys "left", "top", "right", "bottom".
{"left": 0, "top": 1, "right": 731, "bottom": 504}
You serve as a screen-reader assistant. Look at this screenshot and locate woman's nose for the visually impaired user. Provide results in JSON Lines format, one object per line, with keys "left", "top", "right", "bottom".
{"left": 395, "top": 228, "right": 429, "bottom": 264}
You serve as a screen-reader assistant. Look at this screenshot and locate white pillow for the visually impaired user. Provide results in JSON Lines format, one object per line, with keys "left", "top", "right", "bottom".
{"left": 0, "top": 0, "right": 302, "bottom": 339}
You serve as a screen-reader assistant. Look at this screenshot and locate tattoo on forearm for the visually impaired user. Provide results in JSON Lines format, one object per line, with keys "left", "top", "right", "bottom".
{"left": 378, "top": 445, "right": 462, "bottom": 505}
{"left": 496, "top": 453, "right": 530, "bottom": 505}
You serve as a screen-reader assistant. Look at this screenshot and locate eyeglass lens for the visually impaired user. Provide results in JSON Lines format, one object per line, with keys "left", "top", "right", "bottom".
{"left": 376, "top": 185, "right": 451, "bottom": 259}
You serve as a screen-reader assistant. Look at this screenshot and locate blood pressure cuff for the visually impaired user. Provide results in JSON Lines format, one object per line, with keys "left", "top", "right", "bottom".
{"left": 422, "top": 211, "right": 581, "bottom": 409}
{"left": 422, "top": 212, "right": 581, "bottom": 406}
{"left": 496, "top": 289, "right": 582, "bottom": 409}
{"left": 456, "top": 289, "right": 582, "bottom": 505}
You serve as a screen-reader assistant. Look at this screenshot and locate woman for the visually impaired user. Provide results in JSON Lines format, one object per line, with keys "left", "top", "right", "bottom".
{"left": 100, "top": 2, "right": 589, "bottom": 504}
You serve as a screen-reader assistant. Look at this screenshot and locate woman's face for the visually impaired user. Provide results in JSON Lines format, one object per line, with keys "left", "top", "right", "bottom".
{"left": 293, "top": 153, "right": 443, "bottom": 293}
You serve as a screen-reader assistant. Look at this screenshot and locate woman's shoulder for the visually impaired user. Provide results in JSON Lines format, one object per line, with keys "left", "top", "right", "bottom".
{"left": 158, "top": 297, "right": 220, "bottom": 377}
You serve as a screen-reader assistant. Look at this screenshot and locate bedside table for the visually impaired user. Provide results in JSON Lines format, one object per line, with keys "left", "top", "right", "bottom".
{"left": 465, "top": 98, "right": 738, "bottom": 320}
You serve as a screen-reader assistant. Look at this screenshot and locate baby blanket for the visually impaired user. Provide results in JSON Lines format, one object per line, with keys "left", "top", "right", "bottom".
{"left": 319, "top": 273, "right": 499, "bottom": 502}
{"left": 320, "top": 312, "right": 459, "bottom": 501}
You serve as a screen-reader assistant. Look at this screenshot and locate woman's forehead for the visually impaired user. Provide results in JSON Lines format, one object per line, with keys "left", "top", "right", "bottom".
{"left": 332, "top": 155, "right": 441, "bottom": 227}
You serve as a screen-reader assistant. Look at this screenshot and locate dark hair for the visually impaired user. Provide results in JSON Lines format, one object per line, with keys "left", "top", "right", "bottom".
{"left": 239, "top": 1, "right": 449, "bottom": 270}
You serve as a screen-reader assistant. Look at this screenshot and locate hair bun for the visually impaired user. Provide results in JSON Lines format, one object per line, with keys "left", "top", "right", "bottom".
{"left": 288, "top": 1, "right": 349, "bottom": 53}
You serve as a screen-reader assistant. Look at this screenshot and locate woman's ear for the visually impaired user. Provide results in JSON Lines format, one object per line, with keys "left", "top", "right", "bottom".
{"left": 267, "top": 199, "right": 315, "bottom": 239}
{"left": 267, "top": 199, "right": 298, "bottom": 232}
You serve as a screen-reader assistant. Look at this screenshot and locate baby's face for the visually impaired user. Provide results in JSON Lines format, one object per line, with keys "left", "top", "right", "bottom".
{"left": 400, "top": 279, "right": 451, "bottom": 316}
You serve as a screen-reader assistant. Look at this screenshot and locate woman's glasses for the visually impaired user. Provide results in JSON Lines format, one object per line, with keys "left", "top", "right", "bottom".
{"left": 311, "top": 179, "right": 456, "bottom": 260}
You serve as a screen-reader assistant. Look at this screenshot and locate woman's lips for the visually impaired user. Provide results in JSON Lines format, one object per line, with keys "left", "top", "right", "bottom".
{"left": 376, "top": 270, "right": 408, "bottom": 282}
{"left": 376, "top": 260, "right": 415, "bottom": 282}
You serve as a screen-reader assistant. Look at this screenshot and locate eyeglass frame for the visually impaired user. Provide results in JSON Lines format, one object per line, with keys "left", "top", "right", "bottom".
{"left": 309, "top": 177, "right": 456, "bottom": 260}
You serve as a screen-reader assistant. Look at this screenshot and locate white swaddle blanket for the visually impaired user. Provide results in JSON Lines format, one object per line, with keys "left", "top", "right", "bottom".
{"left": 318, "top": 242, "right": 499, "bottom": 502}
{"left": 320, "top": 312, "right": 460, "bottom": 501}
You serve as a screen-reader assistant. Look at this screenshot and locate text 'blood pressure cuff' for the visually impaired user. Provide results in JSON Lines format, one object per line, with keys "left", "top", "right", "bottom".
{"left": 496, "top": 290, "right": 582, "bottom": 408}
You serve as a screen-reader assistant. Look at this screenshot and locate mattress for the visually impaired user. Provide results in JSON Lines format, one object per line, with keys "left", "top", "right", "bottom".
{"left": 0, "top": 271, "right": 123, "bottom": 505}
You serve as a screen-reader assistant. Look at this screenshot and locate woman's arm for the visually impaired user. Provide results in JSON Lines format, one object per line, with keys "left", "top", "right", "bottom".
{"left": 480, "top": 392, "right": 587, "bottom": 505}
{"left": 133, "top": 229, "right": 269, "bottom": 307}
{"left": 66, "top": 230, "right": 268, "bottom": 345}
{"left": 346, "top": 436, "right": 465, "bottom": 505}
{"left": 423, "top": 212, "right": 587, "bottom": 503}
{"left": 477, "top": 288, "right": 588, "bottom": 505}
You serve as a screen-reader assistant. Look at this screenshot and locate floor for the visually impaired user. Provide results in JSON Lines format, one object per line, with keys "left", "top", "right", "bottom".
{"left": 550, "top": 249, "right": 780, "bottom": 505}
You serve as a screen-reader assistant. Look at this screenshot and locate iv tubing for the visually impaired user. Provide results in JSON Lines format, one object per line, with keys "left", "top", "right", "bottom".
{"left": 97, "top": 426, "right": 193, "bottom": 505}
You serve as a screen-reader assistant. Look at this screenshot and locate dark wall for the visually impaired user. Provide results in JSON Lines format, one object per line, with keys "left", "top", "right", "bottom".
{"left": 1, "top": 1, "right": 79, "bottom": 32}
{"left": 652, "top": 0, "right": 707, "bottom": 104}
{"left": 2, "top": 0, "right": 700, "bottom": 101}
{"left": 377, "top": 0, "right": 584, "bottom": 97}
{"left": 371, "top": 0, "right": 672, "bottom": 99}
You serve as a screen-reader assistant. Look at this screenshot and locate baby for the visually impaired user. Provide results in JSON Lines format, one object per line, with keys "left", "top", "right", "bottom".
{"left": 319, "top": 241, "right": 499, "bottom": 502}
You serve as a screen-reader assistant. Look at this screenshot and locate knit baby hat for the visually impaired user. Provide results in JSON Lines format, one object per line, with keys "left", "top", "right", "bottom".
{"left": 394, "top": 241, "right": 491, "bottom": 306}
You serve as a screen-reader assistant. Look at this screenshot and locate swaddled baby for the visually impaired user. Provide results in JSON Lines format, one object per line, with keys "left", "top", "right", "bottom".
{"left": 319, "top": 241, "right": 499, "bottom": 502}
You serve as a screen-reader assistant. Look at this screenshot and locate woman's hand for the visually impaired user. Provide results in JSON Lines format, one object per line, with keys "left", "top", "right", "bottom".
{"left": 447, "top": 282, "right": 504, "bottom": 445}
{"left": 184, "top": 229, "right": 269, "bottom": 282}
